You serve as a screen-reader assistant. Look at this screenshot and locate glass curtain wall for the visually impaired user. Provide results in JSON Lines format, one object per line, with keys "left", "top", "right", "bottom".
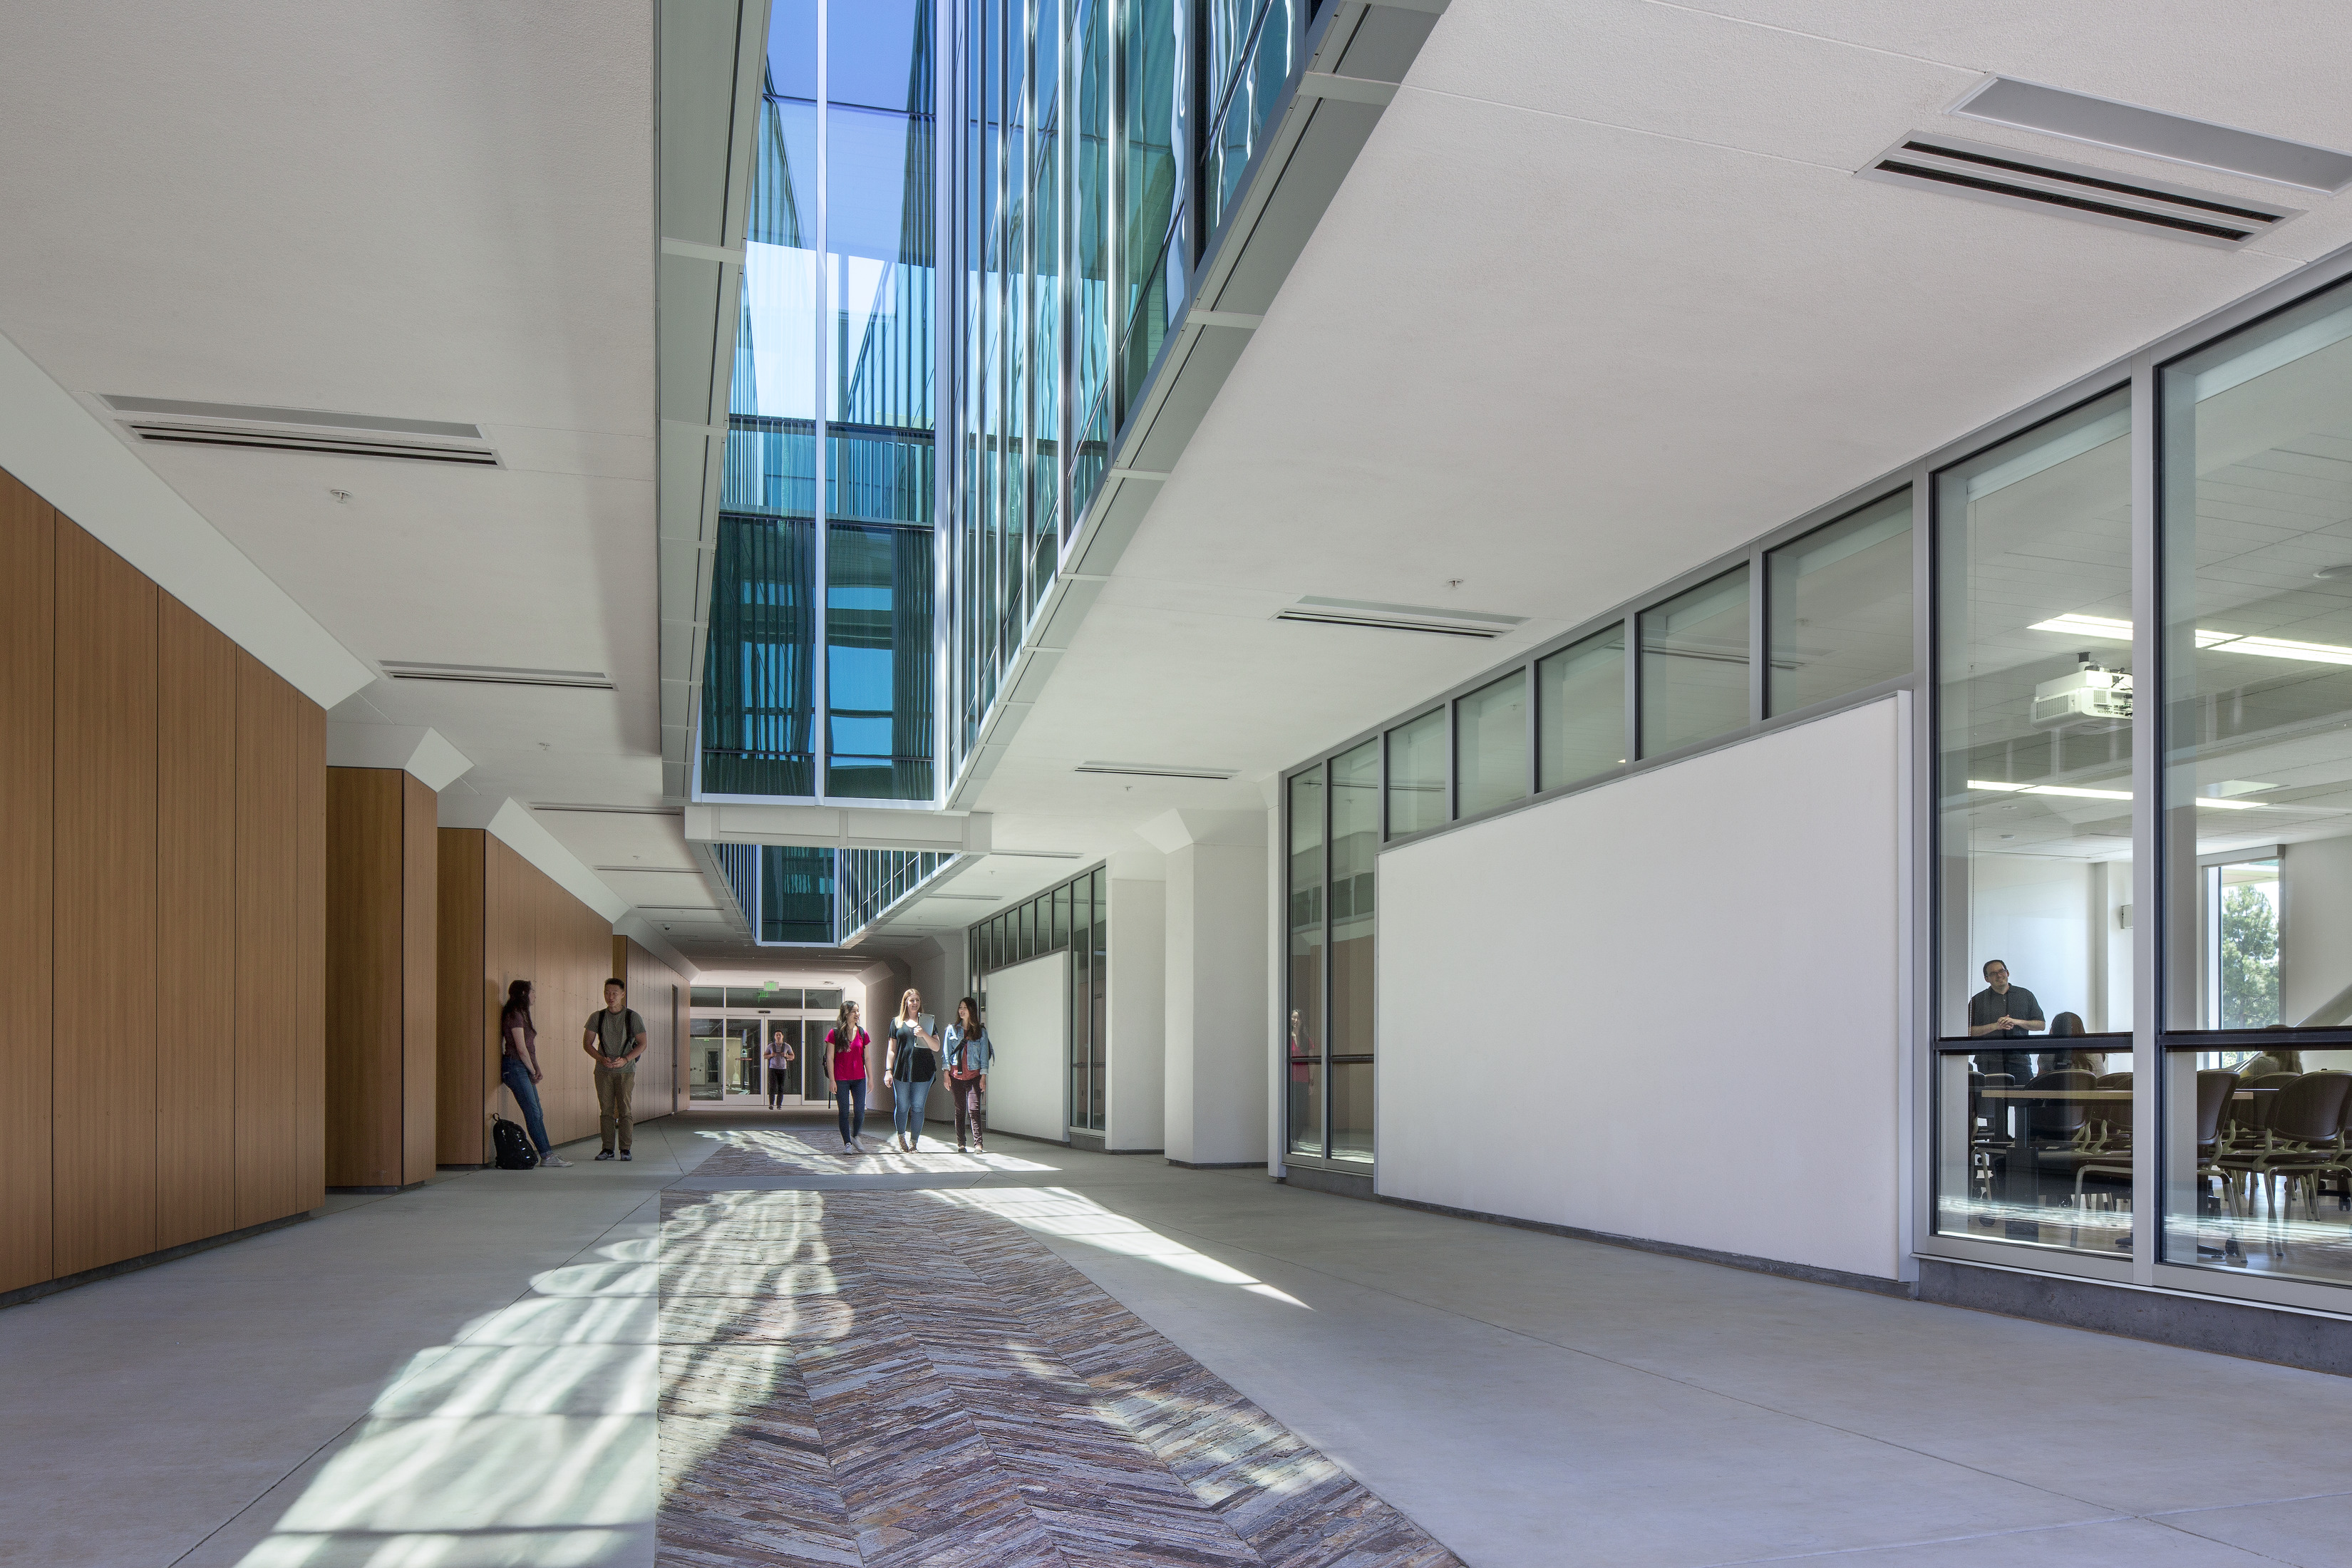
{"left": 1934, "top": 390, "right": 2135, "bottom": 1254}
{"left": 2160, "top": 282, "right": 2352, "bottom": 1288}
{"left": 966, "top": 865, "right": 1108, "bottom": 1132}
{"left": 942, "top": 0, "right": 1306, "bottom": 786}
{"left": 706, "top": 0, "right": 937, "bottom": 804}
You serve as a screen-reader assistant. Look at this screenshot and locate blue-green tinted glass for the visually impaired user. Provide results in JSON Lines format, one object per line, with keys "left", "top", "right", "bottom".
{"left": 824, "top": 522, "right": 933, "bottom": 799}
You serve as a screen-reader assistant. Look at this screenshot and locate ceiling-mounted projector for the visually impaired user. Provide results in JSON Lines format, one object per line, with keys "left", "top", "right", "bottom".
{"left": 2032, "top": 654, "right": 2132, "bottom": 727}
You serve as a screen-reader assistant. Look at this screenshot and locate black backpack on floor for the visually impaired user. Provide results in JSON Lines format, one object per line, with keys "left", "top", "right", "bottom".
{"left": 492, "top": 1095, "right": 538, "bottom": 1170}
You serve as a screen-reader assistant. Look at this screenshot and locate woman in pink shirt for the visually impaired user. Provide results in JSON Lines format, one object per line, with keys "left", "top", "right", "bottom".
{"left": 822, "top": 999, "right": 872, "bottom": 1154}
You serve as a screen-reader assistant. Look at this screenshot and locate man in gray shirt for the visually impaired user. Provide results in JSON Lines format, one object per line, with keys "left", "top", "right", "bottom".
{"left": 583, "top": 979, "right": 648, "bottom": 1162}
{"left": 1969, "top": 959, "right": 2043, "bottom": 1082}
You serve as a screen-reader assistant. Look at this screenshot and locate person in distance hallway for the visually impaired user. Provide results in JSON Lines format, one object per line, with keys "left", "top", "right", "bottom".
{"left": 765, "top": 1026, "right": 795, "bottom": 1110}
{"left": 824, "top": 999, "right": 872, "bottom": 1155}
{"left": 583, "top": 978, "right": 647, "bottom": 1161}
{"left": 942, "top": 996, "right": 992, "bottom": 1155}
{"left": 884, "top": 988, "right": 939, "bottom": 1153}
{"left": 499, "top": 980, "right": 569, "bottom": 1167}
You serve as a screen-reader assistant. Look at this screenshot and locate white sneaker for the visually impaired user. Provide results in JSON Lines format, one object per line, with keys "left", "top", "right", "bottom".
{"left": 842, "top": 1138, "right": 857, "bottom": 1154}
{"left": 540, "top": 1155, "right": 571, "bottom": 1168}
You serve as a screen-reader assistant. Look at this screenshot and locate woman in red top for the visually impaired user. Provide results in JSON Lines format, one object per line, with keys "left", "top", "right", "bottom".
{"left": 823, "top": 999, "right": 872, "bottom": 1154}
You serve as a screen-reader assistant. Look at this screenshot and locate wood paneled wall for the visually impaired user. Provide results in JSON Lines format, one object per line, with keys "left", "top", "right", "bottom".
{"left": 616, "top": 937, "right": 688, "bottom": 1118}
{"left": 157, "top": 594, "right": 238, "bottom": 1249}
{"left": 326, "top": 768, "right": 439, "bottom": 1189}
{"left": 0, "top": 465, "right": 326, "bottom": 1294}
{"left": 437, "top": 830, "right": 652, "bottom": 1164}
{"left": 0, "top": 473, "right": 53, "bottom": 1294}
{"left": 434, "top": 830, "right": 486, "bottom": 1167}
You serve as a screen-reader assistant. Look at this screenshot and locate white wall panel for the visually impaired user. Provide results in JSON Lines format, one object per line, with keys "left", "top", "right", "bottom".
{"left": 1378, "top": 697, "right": 1905, "bottom": 1281}
{"left": 982, "top": 950, "right": 1068, "bottom": 1143}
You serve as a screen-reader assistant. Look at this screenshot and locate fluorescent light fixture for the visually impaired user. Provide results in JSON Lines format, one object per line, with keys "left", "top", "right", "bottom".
{"left": 1968, "top": 779, "right": 2264, "bottom": 808}
{"left": 2026, "top": 614, "right": 2352, "bottom": 664}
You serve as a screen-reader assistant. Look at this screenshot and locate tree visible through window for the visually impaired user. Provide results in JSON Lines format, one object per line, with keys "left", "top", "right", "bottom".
{"left": 2219, "top": 882, "right": 2279, "bottom": 1029}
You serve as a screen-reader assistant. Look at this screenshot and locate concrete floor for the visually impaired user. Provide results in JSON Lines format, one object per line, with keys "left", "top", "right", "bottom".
{"left": 2, "top": 1111, "right": 2348, "bottom": 1567}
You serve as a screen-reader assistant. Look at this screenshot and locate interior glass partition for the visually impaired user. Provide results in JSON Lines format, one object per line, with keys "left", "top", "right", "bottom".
{"left": 1536, "top": 624, "right": 1626, "bottom": 792}
{"left": 1767, "top": 490, "right": 1914, "bottom": 716}
{"left": 1454, "top": 670, "right": 1527, "bottom": 819}
{"left": 1934, "top": 388, "right": 2135, "bottom": 1254}
{"left": 1328, "top": 739, "right": 1377, "bottom": 1161}
{"left": 1286, "top": 766, "right": 1325, "bottom": 1155}
{"left": 1386, "top": 708, "right": 1445, "bottom": 837}
{"left": 964, "top": 863, "right": 1106, "bottom": 1134}
{"left": 1639, "top": 565, "right": 1749, "bottom": 755}
{"left": 2159, "top": 280, "right": 2352, "bottom": 1287}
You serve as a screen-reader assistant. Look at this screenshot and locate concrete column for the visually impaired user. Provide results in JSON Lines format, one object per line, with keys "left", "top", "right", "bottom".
{"left": 1140, "top": 810, "right": 1268, "bottom": 1167}
{"left": 1106, "top": 870, "right": 1165, "bottom": 1152}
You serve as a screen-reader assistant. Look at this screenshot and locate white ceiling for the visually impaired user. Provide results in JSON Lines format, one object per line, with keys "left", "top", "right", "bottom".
{"left": 0, "top": 4, "right": 770, "bottom": 956}
{"left": 957, "top": 0, "right": 2352, "bottom": 885}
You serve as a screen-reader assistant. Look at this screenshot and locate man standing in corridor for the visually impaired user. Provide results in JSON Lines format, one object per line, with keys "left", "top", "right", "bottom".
{"left": 584, "top": 978, "right": 648, "bottom": 1162}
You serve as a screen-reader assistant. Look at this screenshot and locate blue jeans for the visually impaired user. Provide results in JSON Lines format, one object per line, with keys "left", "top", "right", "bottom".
{"left": 835, "top": 1078, "right": 867, "bottom": 1143}
{"left": 893, "top": 1077, "right": 932, "bottom": 1140}
{"left": 500, "top": 1056, "right": 552, "bottom": 1156}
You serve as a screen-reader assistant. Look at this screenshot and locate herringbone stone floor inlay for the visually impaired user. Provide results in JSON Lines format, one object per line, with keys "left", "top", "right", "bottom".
{"left": 658, "top": 1131, "right": 1463, "bottom": 1567}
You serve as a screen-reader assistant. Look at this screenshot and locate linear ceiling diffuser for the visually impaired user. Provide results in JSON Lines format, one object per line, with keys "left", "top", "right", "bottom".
{"left": 1858, "top": 134, "right": 2298, "bottom": 246}
{"left": 1273, "top": 595, "right": 1527, "bottom": 639}
{"left": 1073, "top": 760, "right": 1238, "bottom": 780}
{"left": 381, "top": 661, "right": 613, "bottom": 689}
{"left": 102, "top": 396, "right": 500, "bottom": 466}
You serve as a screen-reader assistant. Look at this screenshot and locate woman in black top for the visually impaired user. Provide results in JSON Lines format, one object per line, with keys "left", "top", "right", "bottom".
{"left": 884, "top": 988, "right": 939, "bottom": 1152}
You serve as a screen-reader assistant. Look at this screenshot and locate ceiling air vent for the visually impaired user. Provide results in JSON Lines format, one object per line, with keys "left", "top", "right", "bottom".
{"left": 101, "top": 396, "right": 500, "bottom": 466}
{"left": 381, "top": 661, "right": 613, "bottom": 689}
{"left": 1274, "top": 595, "right": 1527, "bottom": 639}
{"left": 1859, "top": 134, "right": 2297, "bottom": 246}
{"left": 1074, "top": 760, "right": 1237, "bottom": 781}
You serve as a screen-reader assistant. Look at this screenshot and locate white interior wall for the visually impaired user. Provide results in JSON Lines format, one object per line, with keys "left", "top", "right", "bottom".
{"left": 1108, "top": 877, "right": 1166, "bottom": 1152}
{"left": 1160, "top": 831, "right": 1269, "bottom": 1167}
{"left": 2282, "top": 835, "right": 2352, "bottom": 1027}
{"left": 905, "top": 936, "right": 966, "bottom": 1123}
{"left": 1961, "top": 854, "right": 2096, "bottom": 1033}
{"left": 981, "top": 949, "right": 1068, "bottom": 1143}
{"left": 1378, "top": 697, "right": 1906, "bottom": 1281}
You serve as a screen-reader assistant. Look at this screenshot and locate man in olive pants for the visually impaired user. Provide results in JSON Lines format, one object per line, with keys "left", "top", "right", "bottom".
{"left": 583, "top": 979, "right": 647, "bottom": 1161}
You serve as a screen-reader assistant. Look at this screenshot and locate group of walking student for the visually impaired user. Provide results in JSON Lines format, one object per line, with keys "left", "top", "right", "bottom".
{"left": 497, "top": 976, "right": 648, "bottom": 1165}
{"left": 819, "top": 989, "right": 992, "bottom": 1155}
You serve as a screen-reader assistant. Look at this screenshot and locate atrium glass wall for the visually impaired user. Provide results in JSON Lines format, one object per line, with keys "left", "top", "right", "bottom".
{"left": 704, "top": 0, "right": 937, "bottom": 804}
{"left": 966, "top": 865, "right": 1107, "bottom": 1133}
{"left": 1934, "top": 389, "right": 2135, "bottom": 1254}
{"left": 2160, "top": 281, "right": 2352, "bottom": 1289}
{"left": 941, "top": 0, "right": 1309, "bottom": 786}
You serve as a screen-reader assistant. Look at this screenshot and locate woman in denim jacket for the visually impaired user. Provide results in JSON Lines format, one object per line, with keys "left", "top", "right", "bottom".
{"left": 941, "top": 997, "right": 992, "bottom": 1153}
